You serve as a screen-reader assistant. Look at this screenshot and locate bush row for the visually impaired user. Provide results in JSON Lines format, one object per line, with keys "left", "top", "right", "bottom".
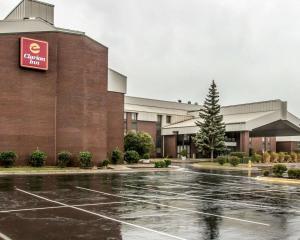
{"left": 110, "top": 148, "right": 152, "bottom": 165}
{"left": 0, "top": 150, "right": 93, "bottom": 168}
{"left": 0, "top": 148, "right": 153, "bottom": 168}
{"left": 258, "top": 152, "right": 299, "bottom": 163}
{"left": 216, "top": 151, "right": 300, "bottom": 167}
{"left": 216, "top": 156, "right": 240, "bottom": 166}
{"left": 262, "top": 164, "right": 300, "bottom": 179}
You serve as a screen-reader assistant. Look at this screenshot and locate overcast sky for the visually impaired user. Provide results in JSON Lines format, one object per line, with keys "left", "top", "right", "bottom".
{"left": 1, "top": 0, "right": 300, "bottom": 115}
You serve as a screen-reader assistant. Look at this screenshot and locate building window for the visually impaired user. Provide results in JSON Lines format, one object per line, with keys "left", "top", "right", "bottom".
{"left": 124, "top": 120, "right": 127, "bottom": 135}
{"left": 166, "top": 115, "right": 171, "bottom": 124}
{"left": 131, "top": 113, "right": 138, "bottom": 131}
{"left": 157, "top": 115, "right": 162, "bottom": 124}
{"left": 124, "top": 112, "right": 127, "bottom": 120}
{"left": 132, "top": 113, "right": 138, "bottom": 121}
{"left": 156, "top": 115, "right": 163, "bottom": 156}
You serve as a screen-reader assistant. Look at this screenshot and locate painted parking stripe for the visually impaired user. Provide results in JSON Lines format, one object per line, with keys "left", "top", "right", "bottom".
{"left": 0, "top": 197, "right": 186, "bottom": 214}
{"left": 202, "top": 190, "right": 300, "bottom": 202}
{"left": 0, "top": 201, "right": 137, "bottom": 214}
{"left": 0, "top": 232, "right": 12, "bottom": 240}
{"left": 172, "top": 180, "right": 300, "bottom": 195}
{"left": 173, "top": 180, "right": 250, "bottom": 190}
{"left": 125, "top": 184, "right": 287, "bottom": 211}
{"left": 167, "top": 183, "right": 300, "bottom": 203}
{"left": 76, "top": 186, "right": 270, "bottom": 226}
{"left": 15, "top": 188, "right": 186, "bottom": 240}
{"left": 181, "top": 170, "right": 300, "bottom": 192}
{"left": 180, "top": 170, "right": 252, "bottom": 179}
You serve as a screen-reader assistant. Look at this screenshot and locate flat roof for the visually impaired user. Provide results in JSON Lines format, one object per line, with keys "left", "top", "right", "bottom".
{"left": 125, "top": 96, "right": 201, "bottom": 112}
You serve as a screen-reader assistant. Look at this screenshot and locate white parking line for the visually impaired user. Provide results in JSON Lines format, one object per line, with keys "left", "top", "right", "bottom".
{"left": 180, "top": 171, "right": 300, "bottom": 192}
{"left": 76, "top": 186, "right": 270, "bottom": 226}
{"left": 0, "top": 232, "right": 12, "bottom": 240}
{"left": 173, "top": 180, "right": 248, "bottom": 190}
{"left": 0, "top": 201, "right": 137, "bottom": 214}
{"left": 125, "top": 184, "right": 288, "bottom": 212}
{"left": 166, "top": 182, "right": 245, "bottom": 191}
{"left": 15, "top": 188, "right": 186, "bottom": 240}
{"left": 181, "top": 170, "right": 252, "bottom": 179}
{"left": 202, "top": 190, "right": 300, "bottom": 202}
{"left": 167, "top": 183, "right": 300, "bottom": 203}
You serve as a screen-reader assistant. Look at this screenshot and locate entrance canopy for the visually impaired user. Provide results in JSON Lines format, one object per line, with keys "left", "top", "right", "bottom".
{"left": 162, "top": 100, "right": 300, "bottom": 137}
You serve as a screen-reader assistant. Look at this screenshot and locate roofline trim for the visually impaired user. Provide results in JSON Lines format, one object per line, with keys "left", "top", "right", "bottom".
{"left": 0, "top": 29, "right": 108, "bottom": 49}
{"left": 222, "top": 99, "right": 283, "bottom": 109}
{"left": 126, "top": 96, "right": 200, "bottom": 107}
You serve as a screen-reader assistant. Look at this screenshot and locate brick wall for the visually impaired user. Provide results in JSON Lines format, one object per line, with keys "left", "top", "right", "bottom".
{"left": 107, "top": 92, "right": 124, "bottom": 154}
{"left": 137, "top": 121, "right": 157, "bottom": 147}
{"left": 0, "top": 32, "right": 124, "bottom": 165}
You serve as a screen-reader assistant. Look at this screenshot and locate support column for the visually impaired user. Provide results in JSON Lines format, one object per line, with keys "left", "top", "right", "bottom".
{"left": 239, "top": 131, "right": 250, "bottom": 155}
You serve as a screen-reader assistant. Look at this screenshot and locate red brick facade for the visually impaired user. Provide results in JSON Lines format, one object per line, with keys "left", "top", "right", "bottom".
{"left": 0, "top": 32, "right": 124, "bottom": 165}
{"left": 137, "top": 121, "right": 157, "bottom": 147}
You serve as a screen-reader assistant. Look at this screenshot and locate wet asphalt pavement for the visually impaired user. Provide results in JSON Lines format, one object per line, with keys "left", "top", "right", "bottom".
{"left": 0, "top": 167, "right": 299, "bottom": 240}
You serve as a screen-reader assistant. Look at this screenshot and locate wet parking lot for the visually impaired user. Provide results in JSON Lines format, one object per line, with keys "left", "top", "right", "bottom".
{"left": 0, "top": 167, "right": 299, "bottom": 240}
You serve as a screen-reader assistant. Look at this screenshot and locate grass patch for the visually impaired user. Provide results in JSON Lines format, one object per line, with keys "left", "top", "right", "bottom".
{"left": 192, "top": 162, "right": 251, "bottom": 170}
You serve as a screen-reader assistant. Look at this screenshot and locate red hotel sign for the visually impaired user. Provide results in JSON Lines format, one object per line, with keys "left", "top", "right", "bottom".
{"left": 20, "top": 37, "right": 49, "bottom": 70}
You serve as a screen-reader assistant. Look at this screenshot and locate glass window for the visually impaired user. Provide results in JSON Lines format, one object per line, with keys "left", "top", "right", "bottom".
{"left": 131, "top": 113, "right": 138, "bottom": 121}
{"left": 166, "top": 115, "right": 171, "bottom": 124}
{"left": 157, "top": 115, "right": 162, "bottom": 123}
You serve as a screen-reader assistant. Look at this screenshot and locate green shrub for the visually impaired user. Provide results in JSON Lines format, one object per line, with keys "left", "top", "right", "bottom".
{"left": 99, "top": 159, "right": 110, "bottom": 168}
{"left": 228, "top": 156, "right": 239, "bottom": 167}
{"left": 273, "top": 164, "right": 287, "bottom": 177}
{"left": 241, "top": 156, "right": 251, "bottom": 164}
{"left": 124, "top": 150, "right": 140, "bottom": 164}
{"left": 180, "top": 149, "right": 187, "bottom": 157}
{"left": 263, "top": 170, "right": 270, "bottom": 177}
{"left": 30, "top": 150, "right": 47, "bottom": 167}
{"left": 262, "top": 152, "right": 270, "bottom": 163}
{"left": 290, "top": 152, "right": 297, "bottom": 162}
{"left": 124, "top": 131, "right": 154, "bottom": 156}
{"left": 287, "top": 169, "right": 300, "bottom": 179}
{"left": 57, "top": 151, "right": 72, "bottom": 168}
{"left": 111, "top": 148, "right": 123, "bottom": 164}
{"left": 270, "top": 152, "right": 279, "bottom": 163}
{"left": 142, "top": 153, "right": 150, "bottom": 159}
{"left": 278, "top": 152, "right": 285, "bottom": 162}
{"left": 230, "top": 152, "right": 246, "bottom": 158}
{"left": 216, "top": 156, "right": 226, "bottom": 165}
{"left": 251, "top": 153, "right": 262, "bottom": 163}
{"left": 284, "top": 154, "right": 291, "bottom": 162}
{"left": 164, "top": 159, "right": 171, "bottom": 167}
{"left": 0, "top": 151, "right": 17, "bottom": 168}
{"left": 297, "top": 153, "right": 300, "bottom": 163}
{"left": 67, "top": 156, "right": 79, "bottom": 167}
{"left": 79, "top": 151, "right": 92, "bottom": 168}
{"left": 154, "top": 160, "right": 166, "bottom": 168}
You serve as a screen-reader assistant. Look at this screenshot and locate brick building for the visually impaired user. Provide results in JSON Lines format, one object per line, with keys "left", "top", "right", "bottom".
{"left": 0, "top": 0, "right": 127, "bottom": 165}
{"left": 124, "top": 97, "right": 300, "bottom": 158}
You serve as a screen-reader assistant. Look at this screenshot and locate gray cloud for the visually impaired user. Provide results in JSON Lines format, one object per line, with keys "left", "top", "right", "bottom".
{"left": 1, "top": 0, "right": 300, "bottom": 115}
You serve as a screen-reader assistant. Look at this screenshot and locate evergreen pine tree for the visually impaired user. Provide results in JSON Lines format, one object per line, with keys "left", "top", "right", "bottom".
{"left": 193, "top": 80, "right": 226, "bottom": 160}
